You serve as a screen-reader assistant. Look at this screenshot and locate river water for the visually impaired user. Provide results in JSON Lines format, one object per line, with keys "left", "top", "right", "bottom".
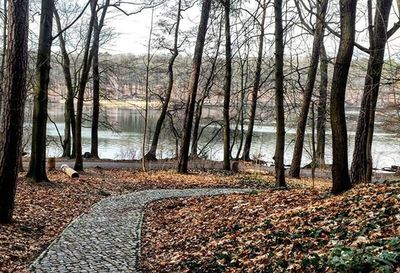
{"left": 24, "top": 103, "right": 400, "bottom": 169}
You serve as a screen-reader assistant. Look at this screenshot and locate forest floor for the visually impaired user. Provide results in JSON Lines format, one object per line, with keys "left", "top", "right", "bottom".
{"left": 141, "top": 181, "right": 400, "bottom": 273}
{"left": 0, "top": 163, "right": 399, "bottom": 272}
{"left": 0, "top": 167, "right": 275, "bottom": 272}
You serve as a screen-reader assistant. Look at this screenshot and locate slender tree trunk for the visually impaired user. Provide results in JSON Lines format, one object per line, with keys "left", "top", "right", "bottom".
{"left": 235, "top": 42, "right": 250, "bottom": 160}
{"left": 330, "top": 0, "right": 357, "bottom": 194}
{"left": 274, "top": 0, "right": 286, "bottom": 188}
{"left": 146, "top": 0, "right": 182, "bottom": 161}
{"left": 0, "top": 0, "right": 29, "bottom": 223}
{"left": 91, "top": 18, "right": 100, "bottom": 159}
{"left": 223, "top": 0, "right": 232, "bottom": 171}
{"left": 316, "top": 42, "right": 328, "bottom": 167}
{"left": 54, "top": 9, "right": 76, "bottom": 158}
{"left": 178, "top": 0, "right": 212, "bottom": 173}
{"left": 191, "top": 20, "right": 222, "bottom": 158}
{"left": 242, "top": 0, "right": 267, "bottom": 161}
{"left": 351, "top": 0, "right": 392, "bottom": 184}
{"left": 289, "top": 0, "right": 328, "bottom": 178}
{"left": 142, "top": 9, "right": 154, "bottom": 171}
{"left": 90, "top": 0, "right": 110, "bottom": 159}
{"left": 0, "top": 0, "right": 7, "bottom": 117}
{"left": 27, "top": 0, "right": 55, "bottom": 182}
{"left": 74, "top": 0, "right": 97, "bottom": 171}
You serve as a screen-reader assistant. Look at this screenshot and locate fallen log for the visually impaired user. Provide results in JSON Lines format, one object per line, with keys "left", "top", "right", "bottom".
{"left": 60, "top": 164, "right": 79, "bottom": 178}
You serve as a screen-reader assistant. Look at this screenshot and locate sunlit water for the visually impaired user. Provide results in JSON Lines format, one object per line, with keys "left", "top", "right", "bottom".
{"left": 23, "top": 103, "right": 400, "bottom": 169}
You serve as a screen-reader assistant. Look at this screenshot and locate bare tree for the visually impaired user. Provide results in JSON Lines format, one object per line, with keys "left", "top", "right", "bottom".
{"left": 316, "top": 41, "right": 328, "bottom": 167}
{"left": 178, "top": 0, "right": 212, "bottom": 173}
{"left": 54, "top": 7, "right": 76, "bottom": 158}
{"left": 0, "top": 0, "right": 7, "bottom": 117}
{"left": 91, "top": 0, "right": 111, "bottom": 159}
{"left": 74, "top": 0, "right": 98, "bottom": 171}
{"left": 274, "top": 0, "right": 286, "bottom": 188}
{"left": 145, "top": 0, "right": 183, "bottom": 161}
{"left": 0, "top": 0, "right": 29, "bottom": 223}
{"left": 330, "top": 0, "right": 357, "bottom": 194}
{"left": 142, "top": 8, "right": 154, "bottom": 171}
{"left": 27, "top": 0, "right": 55, "bottom": 182}
{"left": 223, "top": 0, "right": 232, "bottom": 171}
{"left": 242, "top": 0, "right": 267, "bottom": 162}
{"left": 351, "top": 0, "right": 394, "bottom": 184}
{"left": 289, "top": 0, "right": 328, "bottom": 178}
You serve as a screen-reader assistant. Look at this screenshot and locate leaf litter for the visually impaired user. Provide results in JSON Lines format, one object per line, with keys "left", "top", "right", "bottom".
{"left": 140, "top": 181, "right": 400, "bottom": 272}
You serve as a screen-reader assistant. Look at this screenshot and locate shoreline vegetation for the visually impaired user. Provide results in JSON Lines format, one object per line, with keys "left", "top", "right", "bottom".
{"left": 57, "top": 99, "right": 162, "bottom": 109}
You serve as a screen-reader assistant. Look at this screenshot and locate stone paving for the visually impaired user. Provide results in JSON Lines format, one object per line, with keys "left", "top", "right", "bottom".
{"left": 29, "top": 188, "right": 254, "bottom": 273}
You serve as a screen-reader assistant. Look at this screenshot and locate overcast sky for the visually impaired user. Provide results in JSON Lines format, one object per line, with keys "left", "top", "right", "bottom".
{"left": 34, "top": 0, "right": 400, "bottom": 58}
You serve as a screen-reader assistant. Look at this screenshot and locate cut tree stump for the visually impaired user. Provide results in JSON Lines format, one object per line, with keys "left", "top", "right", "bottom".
{"left": 60, "top": 164, "right": 79, "bottom": 178}
{"left": 47, "top": 157, "right": 56, "bottom": 171}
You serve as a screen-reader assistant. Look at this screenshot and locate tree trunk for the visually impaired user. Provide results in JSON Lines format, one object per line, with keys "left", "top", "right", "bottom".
{"left": 0, "top": 0, "right": 29, "bottom": 223}
{"left": 142, "top": 9, "right": 154, "bottom": 171}
{"left": 289, "top": 0, "right": 328, "bottom": 178}
{"left": 242, "top": 0, "right": 266, "bottom": 162}
{"left": 191, "top": 20, "right": 222, "bottom": 158}
{"left": 27, "top": 0, "right": 54, "bottom": 182}
{"left": 234, "top": 42, "right": 250, "bottom": 160}
{"left": 330, "top": 0, "right": 357, "bottom": 194}
{"left": 316, "top": 42, "right": 328, "bottom": 167}
{"left": 274, "top": 0, "right": 286, "bottom": 188}
{"left": 91, "top": 18, "right": 100, "bottom": 159}
{"left": 90, "top": 0, "right": 110, "bottom": 159}
{"left": 74, "top": 0, "right": 97, "bottom": 171}
{"left": 223, "top": 0, "right": 232, "bottom": 171}
{"left": 178, "top": 0, "right": 212, "bottom": 173}
{"left": 351, "top": 0, "right": 392, "bottom": 184}
{"left": 54, "top": 9, "right": 76, "bottom": 158}
{"left": 0, "top": 0, "right": 7, "bottom": 117}
{"left": 145, "top": 0, "right": 182, "bottom": 161}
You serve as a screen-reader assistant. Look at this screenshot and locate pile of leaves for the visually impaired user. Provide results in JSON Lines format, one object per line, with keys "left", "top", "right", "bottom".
{"left": 141, "top": 182, "right": 400, "bottom": 272}
{"left": 0, "top": 169, "right": 271, "bottom": 272}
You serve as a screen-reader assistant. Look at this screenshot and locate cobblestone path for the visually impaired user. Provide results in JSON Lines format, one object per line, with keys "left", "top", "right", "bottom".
{"left": 29, "top": 188, "right": 253, "bottom": 273}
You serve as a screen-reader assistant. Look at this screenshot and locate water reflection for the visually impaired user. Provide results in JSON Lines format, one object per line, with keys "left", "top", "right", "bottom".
{"left": 24, "top": 103, "right": 400, "bottom": 169}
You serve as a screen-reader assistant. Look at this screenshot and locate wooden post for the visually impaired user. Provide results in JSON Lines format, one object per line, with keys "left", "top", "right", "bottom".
{"left": 60, "top": 164, "right": 79, "bottom": 178}
{"left": 47, "top": 157, "right": 56, "bottom": 171}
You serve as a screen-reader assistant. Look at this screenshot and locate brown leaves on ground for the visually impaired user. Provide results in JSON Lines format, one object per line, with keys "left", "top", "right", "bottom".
{"left": 0, "top": 169, "right": 274, "bottom": 272}
{"left": 141, "top": 183, "right": 400, "bottom": 273}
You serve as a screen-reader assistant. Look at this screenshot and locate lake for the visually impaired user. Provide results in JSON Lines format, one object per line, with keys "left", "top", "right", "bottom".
{"left": 24, "top": 103, "right": 400, "bottom": 169}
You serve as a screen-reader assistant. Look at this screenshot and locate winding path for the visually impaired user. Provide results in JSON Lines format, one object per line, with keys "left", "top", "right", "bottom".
{"left": 29, "top": 188, "right": 253, "bottom": 273}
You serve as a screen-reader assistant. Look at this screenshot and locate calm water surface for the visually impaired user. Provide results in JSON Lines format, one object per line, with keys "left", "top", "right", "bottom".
{"left": 24, "top": 103, "right": 400, "bottom": 169}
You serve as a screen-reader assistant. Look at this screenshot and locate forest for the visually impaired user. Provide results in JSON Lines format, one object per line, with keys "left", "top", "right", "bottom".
{"left": 0, "top": 0, "right": 399, "bottom": 272}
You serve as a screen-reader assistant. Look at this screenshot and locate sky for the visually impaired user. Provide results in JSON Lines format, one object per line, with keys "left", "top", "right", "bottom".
{"left": 99, "top": 0, "right": 400, "bottom": 59}
{"left": 26, "top": 0, "right": 400, "bottom": 57}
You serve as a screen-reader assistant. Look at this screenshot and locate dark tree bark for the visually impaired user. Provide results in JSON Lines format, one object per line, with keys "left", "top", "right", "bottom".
{"left": 27, "top": 0, "right": 55, "bottom": 182}
{"left": 74, "top": 0, "right": 97, "bottom": 171}
{"left": 223, "top": 0, "right": 232, "bottom": 171}
{"left": 330, "top": 0, "right": 357, "bottom": 194}
{"left": 0, "top": 0, "right": 7, "bottom": 117}
{"left": 289, "top": 0, "right": 328, "bottom": 178}
{"left": 0, "top": 0, "right": 29, "bottom": 223}
{"left": 91, "top": 0, "right": 110, "bottom": 159}
{"left": 145, "top": 0, "right": 182, "bottom": 161}
{"left": 177, "top": 0, "right": 212, "bottom": 173}
{"left": 351, "top": 0, "right": 393, "bottom": 184}
{"left": 54, "top": 8, "right": 76, "bottom": 158}
{"left": 316, "top": 42, "right": 328, "bottom": 167}
{"left": 242, "top": 0, "right": 266, "bottom": 162}
{"left": 274, "top": 0, "right": 286, "bottom": 188}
